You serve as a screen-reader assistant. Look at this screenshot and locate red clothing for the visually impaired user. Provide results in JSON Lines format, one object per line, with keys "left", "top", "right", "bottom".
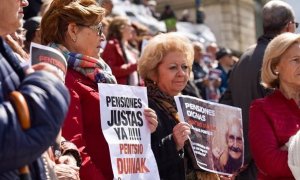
{"left": 102, "top": 39, "right": 137, "bottom": 84}
{"left": 249, "top": 90, "right": 300, "bottom": 180}
{"left": 62, "top": 68, "right": 113, "bottom": 180}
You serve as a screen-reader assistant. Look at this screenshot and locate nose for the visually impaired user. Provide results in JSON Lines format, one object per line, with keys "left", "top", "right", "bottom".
{"left": 20, "top": 0, "right": 29, "bottom": 7}
{"left": 100, "top": 33, "right": 106, "bottom": 42}
{"left": 177, "top": 67, "right": 187, "bottom": 76}
{"left": 233, "top": 139, "right": 238, "bottom": 146}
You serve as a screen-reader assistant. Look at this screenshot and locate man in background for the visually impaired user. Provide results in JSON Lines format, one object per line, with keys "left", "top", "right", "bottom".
{"left": 220, "top": 1, "right": 297, "bottom": 179}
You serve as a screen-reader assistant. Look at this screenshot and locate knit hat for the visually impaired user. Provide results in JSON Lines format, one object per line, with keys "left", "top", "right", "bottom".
{"left": 216, "top": 47, "right": 232, "bottom": 60}
{"left": 23, "top": 16, "right": 42, "bottom": 42}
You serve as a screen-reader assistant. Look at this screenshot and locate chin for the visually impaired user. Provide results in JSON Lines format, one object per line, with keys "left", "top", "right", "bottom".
{"left": 229, "top": 152, "right": 242, "bottom": 160}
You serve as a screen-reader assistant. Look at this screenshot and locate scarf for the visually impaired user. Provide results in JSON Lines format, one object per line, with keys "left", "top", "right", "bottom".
{"left": 50, "top": 43, "right": 117, "bottom": 84}
{"left": 146, "top": 80, "right": 215, "bottom": 179}
{"left": 146, "top": 79, "right": 179, "bottom": 123}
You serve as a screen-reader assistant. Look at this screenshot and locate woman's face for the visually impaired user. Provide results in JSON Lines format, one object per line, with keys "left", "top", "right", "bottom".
{"left": 0, "top": 0, "right": 28, "bottom": 35}
{"left": 121, "top": 22, "right": 133, "bottom": 41}
{"left": 155, "top": 51, "right": 190, "bottom": 96}
{"left": 73, "top": 23, "right": 105, "bottom": 58}
{"left": 276, "top": 42, "right": 300, "bottom": 89}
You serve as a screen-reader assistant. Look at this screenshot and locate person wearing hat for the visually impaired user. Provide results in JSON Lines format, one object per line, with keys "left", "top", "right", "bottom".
{"left": 23, "top": 16, "right": 42, "bottom": 53}
{"left": 216, "top": 47, "right": 235, "bottom": 94}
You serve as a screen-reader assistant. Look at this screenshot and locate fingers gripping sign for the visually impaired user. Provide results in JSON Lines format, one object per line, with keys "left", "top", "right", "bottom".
{"left": 173, "top": 122, "right": 191, "bottom": 151}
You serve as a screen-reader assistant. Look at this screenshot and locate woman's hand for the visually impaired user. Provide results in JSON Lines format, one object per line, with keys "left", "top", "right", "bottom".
{"left": 173, "top": 122, "right": 191, "bottom": 151}
{"left": 26, "top": 63, "right": 63, "bottom": 81}
{"left": 57, "top": 154, "right": 77, "bottom": 167}
{"left": 54, "top": 163, "right": 80, "bottom": 180}
{"left": 212, "top": 147, "right": 224, "bottom": 159}
{"left": 144, "top": 108, "right": 158, "bottom": 133}
{"left": 219, "top": 174, "right": 236, "bottom": 180}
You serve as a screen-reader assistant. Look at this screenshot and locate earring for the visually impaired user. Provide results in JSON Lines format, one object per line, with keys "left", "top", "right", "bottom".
{"left": 274, "top": 71, "right": 279, "bottom": 75}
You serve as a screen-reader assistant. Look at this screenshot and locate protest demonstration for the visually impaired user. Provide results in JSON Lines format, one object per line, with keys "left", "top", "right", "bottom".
{"left": 1, "top": 0, "right": 300, "bottom": 180}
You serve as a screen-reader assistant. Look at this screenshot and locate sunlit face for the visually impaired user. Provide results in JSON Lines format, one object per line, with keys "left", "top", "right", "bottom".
{"left": 222, "top": 55, "right": 235, "bottom": 68}
{"left": 194, "top": 47, "right": 203, "bottom": 62}
{"left": 74, "top": 23, "right": 105, "bottom": 58}
{"left": 155, "top": 51, "right": 190, "bottom": 96}
{"left": 0, "top": 0, "right": 28, "bottom": 35}
{"left": 227, "top": 123, "right": 243, "bottom": 160}
{"left": 276, "top": 43, "right": 300, "bottom": 89}
{"left": 121, "top": 23, "right": 133, "bottom": 41}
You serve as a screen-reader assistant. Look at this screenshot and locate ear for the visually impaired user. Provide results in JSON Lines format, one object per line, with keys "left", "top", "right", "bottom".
{"left": 67, "top": 23, "right": 79, "bottom": 41}
{"left": 285, "top": 22, "right": 294, "bottom": 33}
{"left": 149, "top": 69, "right": 160, "bottom": 83}
{"left": 151, "top": 73, "right": 158, "bottom": 82}
{"left": 273, "top": 65, "right": 280, "bottom": 75}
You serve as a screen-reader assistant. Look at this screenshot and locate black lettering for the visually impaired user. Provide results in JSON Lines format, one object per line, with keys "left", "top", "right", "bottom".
{"left": 106, "top": 96, "right": 112, "bottom": 107}
{"left": 107, "top": 110, "right": 114, "bottom": 126}
{"left": 136, "top": 111, "right": 143, "bottom": 126}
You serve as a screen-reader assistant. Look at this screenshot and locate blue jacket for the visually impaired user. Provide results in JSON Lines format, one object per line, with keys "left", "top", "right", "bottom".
{"left": 0, "top": 37, "right": 70, "bottom": 179}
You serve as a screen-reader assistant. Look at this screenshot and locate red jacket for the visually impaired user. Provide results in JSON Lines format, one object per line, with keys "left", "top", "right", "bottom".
{"left": 62, "top": 68, "right": 113, "bottom": 180}
{"left": 102, "top": 39, "right": 137, "bottom": 84}
{"left": 249, "top": 90, "right": 300, "bottom": 180}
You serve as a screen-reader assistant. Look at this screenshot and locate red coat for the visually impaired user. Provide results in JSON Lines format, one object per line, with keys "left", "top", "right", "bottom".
{"left": 249, "top": 90, "right": 300, "bottom": 180}
{"left": 62, "top": 68, "right": 113, "bottom": 180}
{"left": 102, "top": 39, "right": 137, "bottom": 84}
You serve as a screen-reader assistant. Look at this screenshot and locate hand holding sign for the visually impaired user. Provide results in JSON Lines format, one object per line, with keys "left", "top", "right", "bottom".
{"left": 99, "top": 84, "right": 160, "bottom": 180}
{"left": 30, "top": 42, "right": 67, "bottom": 82}
{"left": 30, "top": 62, "right": 64, "bottom": 81}
{"left": 173, "top": 122, "right": 191, "bottom": 151}
{"left": 143, "top": 108, "right": 158, "bottom": 133}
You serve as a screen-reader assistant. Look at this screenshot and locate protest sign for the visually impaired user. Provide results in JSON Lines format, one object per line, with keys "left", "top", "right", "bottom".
{"left": 99, "top": 84, "right": 159, "bottom": 180}
{"left": 175, "top": 95, "right": 243, "bottom": 176}
{"left": 30, "top": 42, "right": 67, "bottom": 81}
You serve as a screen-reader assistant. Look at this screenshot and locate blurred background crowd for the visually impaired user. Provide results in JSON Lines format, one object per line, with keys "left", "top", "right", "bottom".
{"left": 2, "top": 0, "right": 300, "bottom": 180}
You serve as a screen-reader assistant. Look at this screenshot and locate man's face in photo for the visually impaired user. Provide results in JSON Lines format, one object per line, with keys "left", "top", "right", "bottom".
{"left": 227, "top": 123, "right": 243, "bottom": 160}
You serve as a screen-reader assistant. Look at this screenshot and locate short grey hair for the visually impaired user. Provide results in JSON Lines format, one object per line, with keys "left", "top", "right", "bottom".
{"left": 263, "top": 0, "right": 295, "bottom": 35}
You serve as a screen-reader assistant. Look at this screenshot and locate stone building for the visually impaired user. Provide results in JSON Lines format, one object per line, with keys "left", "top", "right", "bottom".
{"left": 156, "top": 0, "right": 267, "bottom": 54}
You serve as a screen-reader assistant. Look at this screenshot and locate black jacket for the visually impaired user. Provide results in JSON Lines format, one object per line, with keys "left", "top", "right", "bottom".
{"left": 149, "top": 98, "right": 185, "bottom": 180}
{"left": 219, "top": 35, "right": 274, "bottom": 180}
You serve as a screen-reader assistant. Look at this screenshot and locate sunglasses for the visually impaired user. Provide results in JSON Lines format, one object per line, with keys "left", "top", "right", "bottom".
{"left": 77, "top": 23, "right": 103, "bottom": 36}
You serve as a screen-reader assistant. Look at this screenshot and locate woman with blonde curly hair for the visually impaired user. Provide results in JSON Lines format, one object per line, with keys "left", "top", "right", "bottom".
{"left": 138, "top": 32, "right": 218, "bottom": 179}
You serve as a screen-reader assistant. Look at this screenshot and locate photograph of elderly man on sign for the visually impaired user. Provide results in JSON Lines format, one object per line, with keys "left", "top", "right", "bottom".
{"left": 175, "top": 95, "right": 244, "bottom": 177}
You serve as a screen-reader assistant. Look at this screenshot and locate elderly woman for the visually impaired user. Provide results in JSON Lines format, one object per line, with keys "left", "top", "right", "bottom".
{"left": 102, "top": 16, "right": 139, "bottom": 85}
{"left": 138, "top": 32, "right": 218, "bottom": 179}
{"left": 0, "top": 0, "right": 70, "bottom": 179}
{"left": 249, "top": 32, "right": 300, "bottom": 179}
{"left": 40, "top": 0, "right": 157, "bottom": 180}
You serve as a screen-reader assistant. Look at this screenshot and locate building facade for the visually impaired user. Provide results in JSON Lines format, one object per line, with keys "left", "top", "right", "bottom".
{"left": 156, "top": 0, "right": 259, "bottom": 54}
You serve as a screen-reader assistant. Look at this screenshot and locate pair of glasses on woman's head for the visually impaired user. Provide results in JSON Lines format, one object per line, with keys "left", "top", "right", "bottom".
{"left": 77, "top": 23, "right": 103, "bottom": 36}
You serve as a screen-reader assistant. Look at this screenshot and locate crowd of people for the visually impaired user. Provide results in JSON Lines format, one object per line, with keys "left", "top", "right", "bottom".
{"left": 0, "top": 0, "right": 300, "bottom": 180}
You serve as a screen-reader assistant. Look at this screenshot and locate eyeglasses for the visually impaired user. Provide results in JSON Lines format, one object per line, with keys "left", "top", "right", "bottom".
{"left": 77, "top": 23, "right": 103, "bottom": 36}
{"left": 291, "top": 21, "right": 299, "bottom": 28}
